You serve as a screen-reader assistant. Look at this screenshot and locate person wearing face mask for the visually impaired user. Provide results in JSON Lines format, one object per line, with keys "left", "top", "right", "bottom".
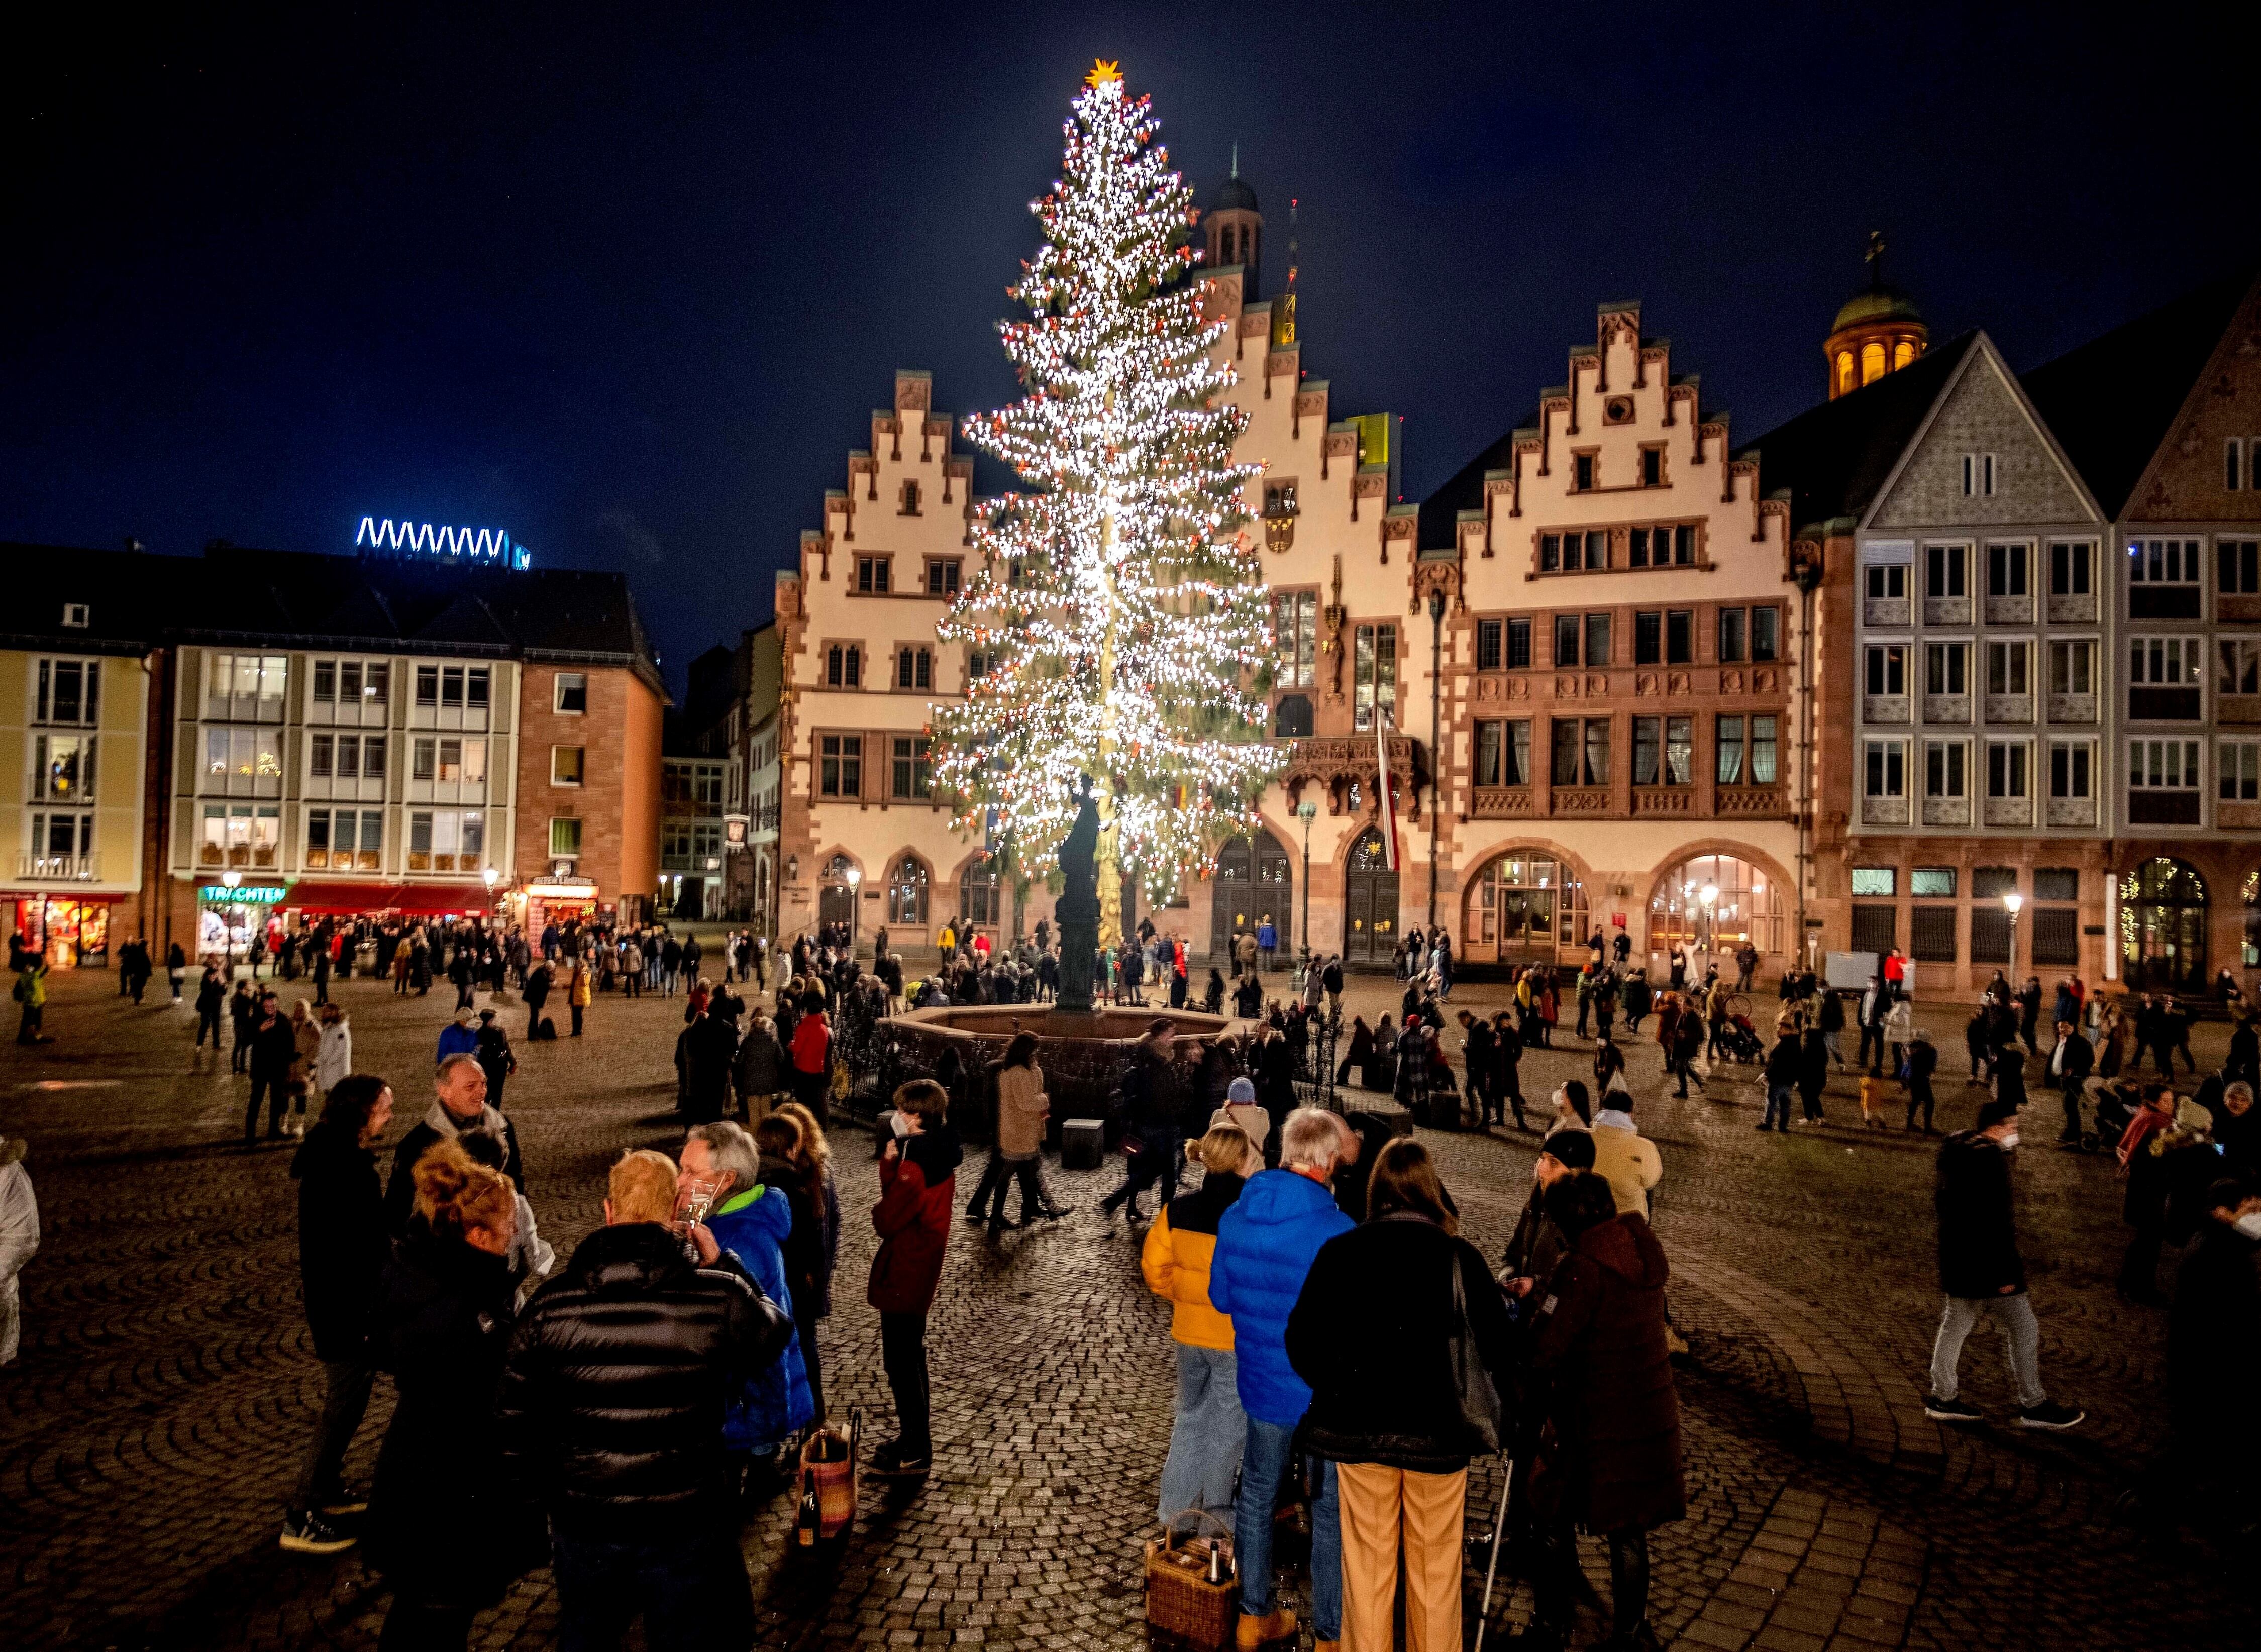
{"left": 1546, "top": 1079, "right": 1592, "bottom": 1138}
{"left": 1922, "top": 1097, "right": 2085, "bottom": 1430}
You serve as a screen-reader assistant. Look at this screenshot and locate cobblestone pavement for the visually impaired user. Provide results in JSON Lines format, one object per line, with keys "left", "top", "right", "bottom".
{"left": 2, "top": 965, "right": 2254, "bottom": 1650}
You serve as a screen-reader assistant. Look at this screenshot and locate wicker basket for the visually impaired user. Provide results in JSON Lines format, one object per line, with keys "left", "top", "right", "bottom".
{"left": 1144, "top": 1510, "right": 1236, "bottom": 1648}
{"left": 796, "top": 1406, "right": 861, "bottom": 1544}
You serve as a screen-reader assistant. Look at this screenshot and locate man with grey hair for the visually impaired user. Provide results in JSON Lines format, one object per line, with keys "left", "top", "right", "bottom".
{"left": 1207, "top": 1107, "right": 1353, "bottom": 1648}
{"left": 681, "top": 1121, "right": 812, "bottom": 1472}
{"left": 383, "top": 1052, "right": 524, "bottom": 1234}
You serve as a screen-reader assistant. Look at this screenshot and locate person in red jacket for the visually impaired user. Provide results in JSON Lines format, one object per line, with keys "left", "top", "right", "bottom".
{"left": 788, "top": 993, "right": 832, "bottom": 1123}
{"left": 868, "top": 1078, "right": 962, "bottom": 1476}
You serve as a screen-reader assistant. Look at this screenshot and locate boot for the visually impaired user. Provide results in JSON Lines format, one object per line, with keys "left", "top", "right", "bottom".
{"left": 1235, "top": 1606, "right": 1296, "bottom": 1649}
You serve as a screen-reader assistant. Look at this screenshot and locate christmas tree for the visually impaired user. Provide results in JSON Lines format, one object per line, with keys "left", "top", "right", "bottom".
{"left": 934, "top": 60, "right": 1285, "bottom": 947}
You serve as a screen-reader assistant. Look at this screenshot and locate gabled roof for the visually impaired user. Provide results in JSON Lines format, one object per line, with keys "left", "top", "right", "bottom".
{"left": 1416, "top": 411, "right": 1537, "bottom": 550}
{"left": 2021, "top": 268, "right": 2257, "bottom": 518}
{"left": 1736, "top": 332, "right": 1977, "bottom": 533}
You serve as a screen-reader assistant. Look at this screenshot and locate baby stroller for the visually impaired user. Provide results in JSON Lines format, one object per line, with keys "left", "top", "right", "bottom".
{"left": 2079, "top": 1081, "right": 2140, "bottom": 1154}
{"left": 1716, "top": 1011, "right": 1766, "bottom": 1066}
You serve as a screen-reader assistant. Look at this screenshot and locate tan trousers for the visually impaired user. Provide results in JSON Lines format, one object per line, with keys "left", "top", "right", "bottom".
{"left": 1336, "top": 1461, "right": 1467, "bottom": 1652}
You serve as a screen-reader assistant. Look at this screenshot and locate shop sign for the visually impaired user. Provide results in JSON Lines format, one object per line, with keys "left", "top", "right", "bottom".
{"left": 724, "top": 815, "right": 748, "bottom": 847}
{"left": 200, "top": 885, "right": 288, "bottom": 905}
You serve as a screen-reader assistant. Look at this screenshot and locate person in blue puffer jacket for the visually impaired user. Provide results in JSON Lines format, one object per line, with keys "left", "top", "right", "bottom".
{"left": 1207, "top": 1107, "right": 1355, "bottom": 1649}
{"left": 679, "top": 1122, "right": 811, "bottom": 1478}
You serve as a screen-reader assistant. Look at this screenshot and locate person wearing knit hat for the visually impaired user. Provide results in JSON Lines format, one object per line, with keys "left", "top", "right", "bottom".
{"left": 1215, "top": 1075, "right": 1268, "bottom": 1151}
{"left": 1923, "top": 1098, "right": 2084, "bottom": 1430}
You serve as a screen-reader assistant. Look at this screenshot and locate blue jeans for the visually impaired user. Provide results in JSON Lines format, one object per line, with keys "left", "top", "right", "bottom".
{"left": 1764, "top": 1084, "right": 1793, "bottom": 1130}
{"left": 552, "top": 1528, "right": 753, "bottom": 1652}
{"left": 1237, "top": 1415, "right": 1340, "bottom": 1638}
{"left": 1158, "top": 1345, "right": 1245, "bottom": 1526}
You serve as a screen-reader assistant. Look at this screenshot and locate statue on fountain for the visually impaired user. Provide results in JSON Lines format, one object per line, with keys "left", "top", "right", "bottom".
{"left": 1054, "top": 775, "right": 1101, "bottom": 1015}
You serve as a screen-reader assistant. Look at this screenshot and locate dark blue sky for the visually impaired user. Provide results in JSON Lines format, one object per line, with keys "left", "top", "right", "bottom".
{"left": 8, "top": 4, "right": 2254, "bottom": 695}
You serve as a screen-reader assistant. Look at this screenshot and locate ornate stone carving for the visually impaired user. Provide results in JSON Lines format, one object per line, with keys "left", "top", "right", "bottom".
{"left": 1721, "top": 669, "right": 1745, "bottom": 694}
{"left": 1469, "top": 787, "right": 1533, "bottom": 819}
{"left": 1631, "top": 787, "right": 1694, "bottom": 816}
{"left": 1476, "top": 675, "right": 1502, "bottom": 701}
{"left": 1634, "top": 672, "right": 1659, "bottom": 696}
{"left": 1552, "top": 787, "right": 1611, "bottom": 814}
{"left": 1555, "top": 674, "right": 1581, "bottom": 698}
{"left": 1716, "top": 786, "right": 1787, "bottom": 817}
{"left": 1506, "top": 677, "right": 1530, "bottom": 701}
{"left": 1263, "top": 515, "right": 1296, "bottom": 554}
{"left": 1281, "top": 734, "right": 1422, "bottom": 818}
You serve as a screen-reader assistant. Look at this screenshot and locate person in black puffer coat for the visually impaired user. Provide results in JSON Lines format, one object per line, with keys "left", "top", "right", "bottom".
{"left": 279, "top": 1077, "right": 397, "bottom": 1557}
{"left": 496, "top": 1147, "right": 790, "bottom": 1648}
{"left": 1287, "top": 1139, "right": 1516, "bottom": 1652}
{"left": 365, "top": 1141, "right": 543, "bottom": 1651}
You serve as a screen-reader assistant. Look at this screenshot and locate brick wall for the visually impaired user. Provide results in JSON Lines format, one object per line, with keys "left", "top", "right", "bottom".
{"left": 515, "top": 664, "right": 661, "bottom": 912}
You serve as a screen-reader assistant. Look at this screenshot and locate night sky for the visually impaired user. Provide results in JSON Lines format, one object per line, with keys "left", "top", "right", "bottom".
{"left": 8, "top": 5, "right": 2254, "bottom": 695}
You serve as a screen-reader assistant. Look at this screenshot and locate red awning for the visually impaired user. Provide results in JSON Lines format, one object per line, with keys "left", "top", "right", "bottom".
{"left": 285, "top": 881, "right": 497, "bottom": 915}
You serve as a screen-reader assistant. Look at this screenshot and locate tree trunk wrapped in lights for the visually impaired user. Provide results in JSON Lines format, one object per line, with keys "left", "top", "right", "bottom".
{"left": 934, "top": 61, "right": 1284, "bottom": 948}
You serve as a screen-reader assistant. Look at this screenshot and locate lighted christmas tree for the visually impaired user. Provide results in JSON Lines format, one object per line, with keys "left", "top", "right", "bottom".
{"left": 934, "top": 61, "right": 1285, "bottom": 947}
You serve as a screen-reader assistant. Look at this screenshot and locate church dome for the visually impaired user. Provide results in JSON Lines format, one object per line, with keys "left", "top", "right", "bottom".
{"left": 1832, "top": 285, "right": 1923, "bottom": 334}
{"left": 1211, "top": 175, "right": 1259, "bottom": 215}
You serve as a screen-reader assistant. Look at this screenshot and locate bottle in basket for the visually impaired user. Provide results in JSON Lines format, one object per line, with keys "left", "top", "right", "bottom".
{"left": 1206, "top": 1539, "right": 1224, "bottom": 1585}
{"left": 797, "top": 1470, "right": 820, "bottom": 1547}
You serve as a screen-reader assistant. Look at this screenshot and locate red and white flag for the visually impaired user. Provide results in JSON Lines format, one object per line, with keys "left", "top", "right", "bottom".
{"left": 1374, "top": 707, "right": 1400, "bottom": 871}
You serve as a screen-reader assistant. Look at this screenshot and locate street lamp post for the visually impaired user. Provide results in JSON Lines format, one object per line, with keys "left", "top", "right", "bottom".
{"left": 1427, "top": 587, "right": 1446, "bottom": 930}
{"left": 1295, "top": 798, "right": 1318, "bottom": 974}
{"left": 2003, "top": 890, "right": 2023, "bottom": 974}
{"left": 846, "top": 865, "right": 864, "bottom": 957}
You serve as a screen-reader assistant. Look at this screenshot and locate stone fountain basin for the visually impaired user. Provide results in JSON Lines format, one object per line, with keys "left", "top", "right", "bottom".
{"left": 888, "top": 1003, "right": 1255, "bottom": 1127}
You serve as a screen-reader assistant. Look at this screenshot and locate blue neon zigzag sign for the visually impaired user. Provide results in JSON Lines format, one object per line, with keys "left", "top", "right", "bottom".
{"left": 355, "top": 517, "right": 532, "bottom": 569}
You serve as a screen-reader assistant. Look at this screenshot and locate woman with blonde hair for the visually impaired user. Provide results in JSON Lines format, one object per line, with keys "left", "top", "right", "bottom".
{"left": 1285, "top": 1138, "right": 1516, "bottom": 1652}
{"left": 774, "top": 1100, "right": 841, "bottom": 1422}
{"left": 1141, "top": 1122, "right": 1260, "bottom": 1526}
{"left": 365, "top": 1139, "right": 537, "bottom": 1649}
{"left": 286, "top": 999, "right": 321, "bottom": 1139}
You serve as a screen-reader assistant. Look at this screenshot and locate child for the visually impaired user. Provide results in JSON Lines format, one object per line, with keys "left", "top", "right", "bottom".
{"left": 1859, "top": 1073, "right": 1889, "bottom": 1129}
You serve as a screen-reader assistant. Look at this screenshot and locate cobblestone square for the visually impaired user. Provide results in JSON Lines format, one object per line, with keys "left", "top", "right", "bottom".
{"left": 2, "top": 964, "right": 2254, "bottom": 1650}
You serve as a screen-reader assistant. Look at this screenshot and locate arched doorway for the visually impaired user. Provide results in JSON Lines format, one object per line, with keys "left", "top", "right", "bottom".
{"left": 2121, "top": 857, "right": 2206, "bottom": 991}
{"left": 818, "top": 853, "right": 857, "bottom": 933}
{"left": 1342, "top": 827, "right": 1399, "bottom": 964}
{"left": 1464, "top": 852, "right": 1587, "bottom": 965}
{"left": 1649, "top": 854, "right": 1782, "bottom": 963}
{"left": 1212, "top": 830, "right": 1292, "bottom": 958}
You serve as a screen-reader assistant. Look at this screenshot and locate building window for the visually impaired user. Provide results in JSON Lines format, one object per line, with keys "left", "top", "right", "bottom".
{"left": 1864, "top": 739, "right": 1906, "bottom": 799}
{"left": 825, "top": 644, "right": 863, "bottom": 688}
{"left": 2128, "top": 637, "right": 2203, "bottom": 720}
{"left": 555, "top": 673, "right": 587, "bottom": 713}
{"left": 1475, "top": 617, "right": 1503, "bottom": 672}
{"left": 2047, "top": 640, "right": 2093, "bottom": 696}
{"left": 896, "top": 647, "right": 933, "bottom": 691}
{"left": 1925, "top": 740, "right": 1967, "bottom": 798}
{"left": 2049, "top": 541, "right": 2093, "bottom": 596}
{"left": 1912, "top": 867, "right": 1957, "bottom": 897}
{"left": 1865, "top": 563, "right": 1908, "bottom": 600}
{"left": 1549, "top": 717, "right": 1609, "bottom": 787}
{"left": 1263, "top": 480, "right": 1300, "bottom": 514}
{"left": 2230, "top": 439, "right": 2246, "bottom": 492}
{"left": 1751, "top": 606, "right": 1778, "bottom": 661}
{"left": 1640, "top": 446, "right": 1663, "bottom": 486}
{"left": 1985, "top": 641, "right": 2030, "bottom": 696}
{"left": 1851, "top": 867, "right": 1897, "bottom": 896}
{"left": 1353, "top": 623, "right": 1397, "bottom": 732}
{"left": 412, "top": 738, "right": 435, "bottom": 782}
{"left": 310, "top": 733, "right": 333, "bottom": 779}
{"left": 1718, "top": 608, "right": 1745, "bottom": 664}
{"left": 2049, "top": 740, "right": 2093, "bottom": 800}
{"left": 886, "top": 856, "right": 929, "bottom": 925}
{"left": 2127, "top": 739, "right": 2203, "bottom": 825}
{"left": 1273, "top": 694, "right": 1314, "bottom": 738}
{"left": 1585, "top": 613, "right": 1612, "bottom": 667}
{"left": 1985, "top": 542, "right": 2028, "bottom": 598}
{"left": 1553, "top": 613, "right": 1580, "bottom": 666}
{"left": 1573, "top": 453, "right": 1595, "bottom": 491}
{"left": 548, "top": 817, "right": 582, "bottom": 860}
{"left": 1926, "top": 543, "right": 1968, "bottom": 599}
{"left": 1506, "top": 617, "right": 1531, "bottom": 669}
{"left": 2128, "top": 538, "right": 2203, "bottom": 619}
{"left": 35, "top": 659, "right": 101, "bottom": 727}
{"left": 1926, "top": 642, "right": 1969, "bottom": 696}
{"left": 2219, "top": 639, "right": 2261, "bottom": 698}
{"left": 2219, "top": 539, "right": 2260, "bottom": 595}
{"left": 1634, "top": 611, "right": 1662, "bottom": 666}
{"left": 855, "top": 555, "right": 892, "bottom": 593}
{"left": 819, "top": 734, "right": 863, "bottom": 797}
{"left": 1474, "top": 719, "right": 1530, "bottom": 787}
{"left": 1985, "top": 741, "right": 2029, "bottom": 799}
{"left": 1273, "top": 591, "right": 1317, "bottom": 687}
{"left": 2220, "top": 740, "right": 2261, "bottom": 802}
{"left": 923, "top": 557, "right": 960, "bottom": 596}
{"left": 1865, "top": 644, "right": 1907, "bottom": 696}
{"left": 32, "top": 733, "right": 94, "bottom": 801}
{"left": 1717, "top": 716, "right": 1744, "bottom": 784}
{"left": 962, "top": 861, "right": 1000, "bottom": 926}
{"left": 1962, "top": 454, "right": 1996, "bottom": 497}
{"left": 415, "top": 665, "right": 438, "bottom": 707}
{"left": 1631, "top": 717, "right": 1693, "bottom": 786}
{"left": 205, "top": 653, "right": 287, "bottom": 719}
{"left": 552, "top": 746, "right": 585, "bottom": 786}
{"left": 891, "top": 736, "right": 933, "bottom": 800}
{"left": 900, "top": 480, "right": 921, "bottom": 515}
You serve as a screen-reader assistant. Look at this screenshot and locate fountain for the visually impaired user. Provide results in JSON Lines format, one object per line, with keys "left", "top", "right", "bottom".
{"left": 886, "top": 779, "right": 1245, "bottom": 1127}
